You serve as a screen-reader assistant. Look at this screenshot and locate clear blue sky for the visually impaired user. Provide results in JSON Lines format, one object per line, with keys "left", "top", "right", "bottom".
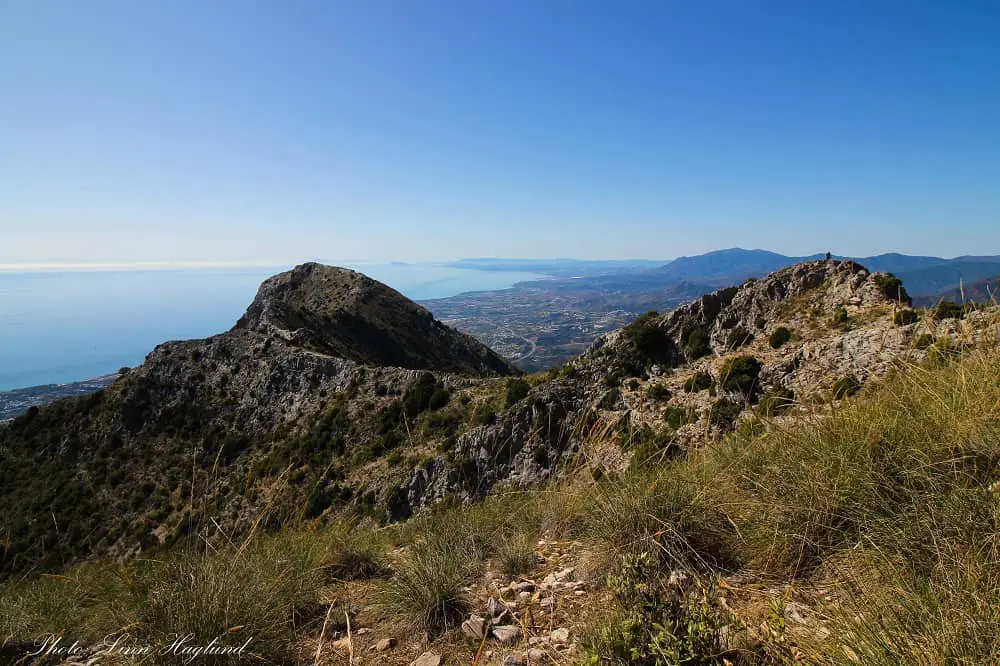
{"left": 2, "top": 0, "right": 998, "bottom": 264}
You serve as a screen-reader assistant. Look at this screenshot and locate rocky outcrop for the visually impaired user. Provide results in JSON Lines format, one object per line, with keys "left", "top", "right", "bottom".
{"left": 235, "top": 262, "right": 518, "bottom": 376}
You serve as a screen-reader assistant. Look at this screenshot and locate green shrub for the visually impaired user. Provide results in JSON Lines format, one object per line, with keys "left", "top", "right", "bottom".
{"left": 373, "top": 541, "right": 475, "bottom": 636}
{"left": 427, "top": 387, "right": 450, "bottom": 411}
{"left": 913, "top": 333, "right": 935, "bottom": 350}
{"left": 403, "top": 372, "right": 444, "bottom": 417}
{"left": 495, "top": 532, "right": 537, "bottom": 578}
{"left": 504, "top": 378, "right": 531, "bottom": 407}
{"left": 832, "top": 375, "right": 861, "bottom": 400}
{"left": 472, "top": 403, "right": 497, "bottom": 426}
{"left": 622, "top": 311, "right": 676, "bottom": 367}
{"left": 423, "top": 409, "right": 461, "bottom": 436}
{"left": 893, "top": 309, "right": 919, "bottom": 325}
{"left": 719, "top": 356, "right": 762, "bottom": 396}
{"left": 726, "top": 326, "right": 754, "bottom": 350}
{"left": 664, "top": 406, "right": 695, "bottom": 430}
{"left": 934, "top": 301, "right": 964, "bottom": 320}
{"left": 600, "top": 387, "right": 622, "bottom": 410}
{"left": 682, "top": 327, "right": 712, "bottom": 361}
{"left": 874, "top": 273, "right": 907, "bottom": 302}
{"left": 832, "top": 306, "right": 849, "bottom": 326}
{"left": 627, "top": 428, "right": 677, "bottom": 467}
{"left": 709, "top": 398, "right": 743, "bottom": 432}
{"left": 758, "top": 386, "right": 795, "bottom": 416}
{"left": 584, "top": 553, "right": 737, "bottom": 665}
{"left": 683, "top": 371, "right": 713, "bottom": 393}
{"left": 768, "top": 326, "right": 792, "bottom": 349}
{"left": 646, "top": 383, "right": 671, "bottom": 401}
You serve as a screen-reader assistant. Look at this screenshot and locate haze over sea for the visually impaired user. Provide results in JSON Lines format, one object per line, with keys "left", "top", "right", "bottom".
{"left": 0, "top": 264, "right": 542, "bottom": 391}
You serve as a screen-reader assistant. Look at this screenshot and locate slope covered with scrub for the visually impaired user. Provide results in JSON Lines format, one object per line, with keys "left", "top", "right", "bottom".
{"left": 2, "top": 259, "right": 1000, "bottom": 665}
{"left": 2, "top": 320, "right": 999, "bottom": 665}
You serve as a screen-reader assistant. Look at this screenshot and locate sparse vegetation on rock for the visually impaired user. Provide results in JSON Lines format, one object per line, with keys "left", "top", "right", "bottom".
{"left": 645, "top": 383, "right": 671, "bottom": 401}
{"left": 893, "top": 308, "right": 920, "bottom": 325}
{"left": 832, "top": 305, "right": 849, "bottom": 326}
{"left": 726, "top": 325, "right": 754, "bottom": 350}
{"left": 758, "top": 386, "right": 795, "bottom": 416}
{"left": 3, "top": 259, "right": 1000, "bottom": 666}
{"left": 682, "top": 326, "right": 712, "bottom": 360}
{"left": 719, "top": 356, "right": 762, "bottom": 396}
{"left": 768, "top": 325, "right": 792, "bottom": 349}
{"left": 683, "top": 371, "right": 713, "bottom": 393}
{"left": 832, "top": 375, "right": 861, "bottom": 399}
{"left": 934, "top": 300, "right": 964, "bottom": 320}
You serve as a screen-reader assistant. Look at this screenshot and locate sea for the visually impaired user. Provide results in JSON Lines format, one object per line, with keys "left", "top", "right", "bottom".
{"left": 0, "top": 263, "right": 543, "bottom": 391}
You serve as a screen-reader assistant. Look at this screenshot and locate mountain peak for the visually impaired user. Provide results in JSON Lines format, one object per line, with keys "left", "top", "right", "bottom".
{"left": 234, "top": 262, "right": 518, "bottom": 376}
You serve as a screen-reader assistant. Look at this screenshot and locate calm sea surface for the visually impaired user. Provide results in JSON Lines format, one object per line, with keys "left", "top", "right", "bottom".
{"left": 0, "top": 264, "right": 541, "bottom": 391}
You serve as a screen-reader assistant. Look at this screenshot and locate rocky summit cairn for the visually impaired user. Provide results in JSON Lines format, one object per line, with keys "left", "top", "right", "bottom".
{"left": 235, "top": 262, "right": 518, "bottom": 376}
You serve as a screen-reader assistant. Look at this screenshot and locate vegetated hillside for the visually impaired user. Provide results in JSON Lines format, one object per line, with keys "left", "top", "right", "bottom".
{"left": 642, "top": 248, "right": 821, "bottom": 285}
{"left": 2, "top": 273, "right": 999, "bottom": 665}
{"left": 2, "top": 258, "right": 988, "bottom": 584}
{"left": 0, "top": 263, "right": 520, "bottom": 576}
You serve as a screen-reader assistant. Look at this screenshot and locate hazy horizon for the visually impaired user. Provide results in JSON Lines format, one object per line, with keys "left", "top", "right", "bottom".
{"left": 1, "top": 247, "right": 997, "bottom": 274}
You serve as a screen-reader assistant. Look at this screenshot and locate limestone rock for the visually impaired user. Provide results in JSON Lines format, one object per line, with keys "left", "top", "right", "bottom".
{"left": 528, "top": 648, "right": 547, "bottom": 662}
{"left": 492, "top": 624, "right": 522, "bottom": 644}
{"left": 462, "top": 615, "right": 487, "bottom": 640}
{"left": 411, "top": 651, "right": 442, "bottom": 666}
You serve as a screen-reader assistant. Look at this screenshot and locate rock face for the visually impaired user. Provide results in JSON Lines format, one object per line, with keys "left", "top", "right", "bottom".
{"left": 235, "top": 262, "right": 518, "bottom": 376}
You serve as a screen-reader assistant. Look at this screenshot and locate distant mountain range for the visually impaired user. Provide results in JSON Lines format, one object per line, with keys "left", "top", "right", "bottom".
{"left": 638, "top": 248, "right": 1000, "bottom": 299}
{"left": 450, "top": 249, "right": 1000, "bottom": 301}
{"left": 914, "top": 273, "right": 1000, "bottom": 307}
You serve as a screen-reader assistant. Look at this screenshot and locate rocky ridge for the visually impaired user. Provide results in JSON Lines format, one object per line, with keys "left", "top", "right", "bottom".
{"left": 235, "top": 262, "right": 518, "bottom": 376}
{"left": 406, "top": 260, "right": 998, "bottom": 506}
{"left": 2, "top": 259, "right": 997, "bottom": 579}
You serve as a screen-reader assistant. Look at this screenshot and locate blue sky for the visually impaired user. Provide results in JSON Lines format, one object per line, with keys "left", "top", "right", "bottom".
{"left": 2, "top": 0, "right": 998, "bottom": 264}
